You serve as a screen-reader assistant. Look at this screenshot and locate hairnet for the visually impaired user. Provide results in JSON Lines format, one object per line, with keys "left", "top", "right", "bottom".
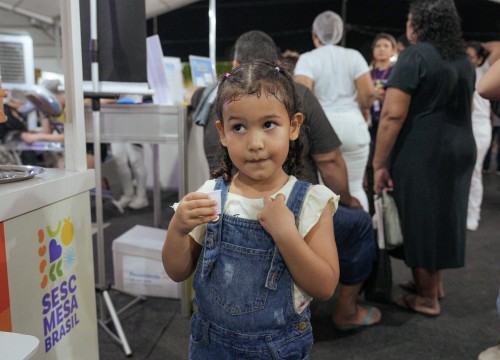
{"left": 312, "top": 11, "right": 343, "bottom": 45}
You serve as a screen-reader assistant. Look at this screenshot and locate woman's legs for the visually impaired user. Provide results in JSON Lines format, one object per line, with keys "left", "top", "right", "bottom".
{"left": 332, "top": 283, "right": 381, "bottom": 328}
{"left": 126, "top": 144, "right": 149, "bottom": 209}
{"left": 343, "top": 144, "right": 369, "bottom": 212}
{"left": 468, "top": 123, "right": 492, "bottom": 230}
{"left": 397, "top": 267, "right": 441, "bottom": 316}
{"left": 112, "top": 143, "right": 134, "bottom": 194}
{"left": 328, "top": 111, "right": 370, "bottom": 212}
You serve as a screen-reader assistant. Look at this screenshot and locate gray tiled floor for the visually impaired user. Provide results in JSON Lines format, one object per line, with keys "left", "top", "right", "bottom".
{"left": 95, "top": 173, "right": 500, "bottom": 360}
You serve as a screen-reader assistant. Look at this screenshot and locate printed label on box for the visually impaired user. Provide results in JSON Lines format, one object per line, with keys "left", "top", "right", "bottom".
{"left": 122, "top": 254, "right": 176, "bottom": 297}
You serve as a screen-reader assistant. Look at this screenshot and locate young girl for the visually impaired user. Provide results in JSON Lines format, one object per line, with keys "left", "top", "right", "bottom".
{"left": 163, "top": 60, "right": 340, "bottom": 359}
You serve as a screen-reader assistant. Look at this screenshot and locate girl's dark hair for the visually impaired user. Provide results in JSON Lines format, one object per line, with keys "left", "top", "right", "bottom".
{"left": 212, "top": 59, "right": 303, "bottom": 182}
{"left": 466, "top": 41, "right": 488, "bottom": 66}
{"left": 409, "top": 0, "right": 466, "bottom": 59}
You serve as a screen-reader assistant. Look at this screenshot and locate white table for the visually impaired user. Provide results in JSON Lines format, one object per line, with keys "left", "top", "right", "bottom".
{"left": 0, "top": 169, "right": 99, "bottom": 359}
{"left": 84, "top": 103, "right": 192, "bottom": 317}
{"left": 84, "top": 103, "right": 188, "bottom": 227}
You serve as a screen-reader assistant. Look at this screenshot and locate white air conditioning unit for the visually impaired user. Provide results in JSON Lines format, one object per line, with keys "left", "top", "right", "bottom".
{"left": 0, "top": 33, "right": 35, "bottom": 90}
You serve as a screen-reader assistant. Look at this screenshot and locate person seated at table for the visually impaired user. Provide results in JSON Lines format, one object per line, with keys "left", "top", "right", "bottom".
{"left": 17, "top": 80, "right": 65, "bottom": 167}
{"left": 22, "top": 80, "right": 108, "bottom": 169}
{"left": 0, "top": 90, "right": 32, "bottom": 164}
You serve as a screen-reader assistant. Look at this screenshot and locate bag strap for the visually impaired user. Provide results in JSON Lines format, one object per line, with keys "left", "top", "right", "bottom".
{"left": 373, "top": 193, "right": 386, "bottom": 250}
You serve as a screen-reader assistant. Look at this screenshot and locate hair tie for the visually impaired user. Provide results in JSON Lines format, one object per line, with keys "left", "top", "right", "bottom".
{"left": 275, "top": 66, "right": 280, "bottom": 72}
{"left": 225, "top": 72, "right": 231, "bottom": 78}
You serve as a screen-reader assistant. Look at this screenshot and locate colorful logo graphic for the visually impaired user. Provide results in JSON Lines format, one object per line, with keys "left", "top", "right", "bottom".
{"left": 38, "top": 217, "right": 75, "bottom": 289}
{"left": 37, "top": 217, "right": 80, "bottom": 353}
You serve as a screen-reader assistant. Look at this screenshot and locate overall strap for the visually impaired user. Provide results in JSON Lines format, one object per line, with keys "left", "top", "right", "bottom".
{"left": 202, "top": 177, "right": 228, "bottom": 278}
{"left": 215, "top": 176, "right": 229, "bottom": 208}
{"left": 286, "top": 180, "right": 312, "bottom": 223}
{"left": 265, "top": 180, "right": 312, "bottom": 290}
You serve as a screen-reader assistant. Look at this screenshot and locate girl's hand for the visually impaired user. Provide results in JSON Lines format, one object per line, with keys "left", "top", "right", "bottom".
{"left": 373, "top": 167, "right": 394, "bottom": 193}
{"left": 171, "top": 192, "right": 218, "bottom": 235}
{"left": 258, "top": 194, "right": 295, "bottom": 240}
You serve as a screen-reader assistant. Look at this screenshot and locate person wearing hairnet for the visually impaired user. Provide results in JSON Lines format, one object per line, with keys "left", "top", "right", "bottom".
{"left": 295, "top": 10, "right": 375, "bottom": 212}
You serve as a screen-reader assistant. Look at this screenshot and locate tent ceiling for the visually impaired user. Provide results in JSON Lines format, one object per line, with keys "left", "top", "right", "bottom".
{"left": 0, "top": 0, "right": 201, "bottom": 23}
{"left": 0, "top": 0, "right": 201, "bottom": 66}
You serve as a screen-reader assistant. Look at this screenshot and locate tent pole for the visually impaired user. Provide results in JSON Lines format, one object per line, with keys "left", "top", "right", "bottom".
{"left": 341, "top": 0, "right": 347, "bottom": 47}
{"left": 209, "top": 0, "right": 216, "bottom": 69}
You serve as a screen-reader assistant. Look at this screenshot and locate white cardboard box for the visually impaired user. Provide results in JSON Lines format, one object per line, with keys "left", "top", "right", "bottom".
{"left": 112, "top": 225, "right": 179, "bottom": 298}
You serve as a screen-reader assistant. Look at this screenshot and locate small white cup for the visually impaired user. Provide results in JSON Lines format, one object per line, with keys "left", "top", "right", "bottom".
{"left": 207, "top": 189, "right": 222, "bottom": 214}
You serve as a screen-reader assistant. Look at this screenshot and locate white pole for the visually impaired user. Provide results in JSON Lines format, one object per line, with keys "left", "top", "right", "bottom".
{"left": 59, "top": 0, "right": 87, "bottom": 171}
{"left": 209, "top": 0, "right": 216, "bottom": 71}
{"left": 90, "top": 0, "right": 99, "bottom": 93}
{"left": 341, "top": 0, "right": 347, "bottom": 47}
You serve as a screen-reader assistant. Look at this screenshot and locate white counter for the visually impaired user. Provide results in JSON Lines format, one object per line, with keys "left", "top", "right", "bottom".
{"left": 0, "top": 168, "right": 95, "bottom": 222}
{"left": 0, "top": 169, "right": 99, "bottom": 359}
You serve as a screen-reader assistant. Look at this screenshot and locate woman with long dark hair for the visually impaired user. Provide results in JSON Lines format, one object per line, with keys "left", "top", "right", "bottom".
{"left": 373, "top": 0, "right": 476, "bottom": 316}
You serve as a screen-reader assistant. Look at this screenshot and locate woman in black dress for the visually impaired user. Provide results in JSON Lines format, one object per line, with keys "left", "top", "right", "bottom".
{"left": 373, "top": 0, "right": 476, "bottom": 316}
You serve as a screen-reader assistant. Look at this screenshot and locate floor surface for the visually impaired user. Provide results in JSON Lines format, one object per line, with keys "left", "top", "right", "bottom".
{"left": 94, "top": 171, "right": 500, "bottom": 360}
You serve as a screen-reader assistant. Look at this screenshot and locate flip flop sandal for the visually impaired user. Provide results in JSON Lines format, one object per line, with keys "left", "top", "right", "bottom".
{"left": 333, "top": 306, "right": 381, "bottom": 331}
{"left": 394, "top": 294, "right": 440, "bottom": 318}
{"left": 399, "top": 280, "right": 445, "bottom": 299}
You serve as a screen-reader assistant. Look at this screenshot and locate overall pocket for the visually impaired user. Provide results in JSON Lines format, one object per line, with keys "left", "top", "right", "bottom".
{"left": 189, "top": 312, "right": 209, "bottom": 348}
{"left": 267, "top": 321, "right": 313, "bottom": 360}
{"left": 209, "top": 242, "right": 274, "bottom": 315}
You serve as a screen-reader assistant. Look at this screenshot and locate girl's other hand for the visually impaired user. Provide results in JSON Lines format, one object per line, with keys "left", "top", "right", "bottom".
{"left": 258, "top": 193, "right": 295, "bottom": 239}
{"left": 172, "top": 192, "right": 218, "bottom": 235}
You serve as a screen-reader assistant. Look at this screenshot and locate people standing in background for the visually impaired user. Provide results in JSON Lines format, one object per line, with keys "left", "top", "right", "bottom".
{"left": 477, "top": 42, "right": 500, "bottom": 100}
{"left": 473, "top": 41, "right": 500, "bottom": 360}
{"left": 465, "top": 41, "right": 495, "bottom": 231}
{"left": 373, "top": 0, "right": 475, "bottom": 316}
{"left": 479, "top": 42, "right": 500, "bottom": 176}
{"left": 369, "top": 33, "right": 397, "bottom": 138}
{"left": 111, "top": 143, "right": 149, "bottom": 211}
{"left": 294, "top": 10, "right": 375, "bottom": 212}
{"left": 282, "top": 49, "right": 300, "bottom": 72}
{"left": 193, "top": 30, "right": 381, "bottom": 331}
{"left": 396, "top": 34, "right": 410, "bottom": 53}
{"left": 482, "top": 111, "right": 500, "bottom": 175}
{"left": 110, "top": 95, "right": 149, "bottom": 212}
{"left": 366, "top": 33, "right": 397, "bottom": 214}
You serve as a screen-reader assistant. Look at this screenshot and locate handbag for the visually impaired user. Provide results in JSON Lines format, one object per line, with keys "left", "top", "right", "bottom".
{"left": 364, "top": 195, "right": 393, "bottom": 304}
{"left": 381, "top": 191, "right": 403, "bottom": 250}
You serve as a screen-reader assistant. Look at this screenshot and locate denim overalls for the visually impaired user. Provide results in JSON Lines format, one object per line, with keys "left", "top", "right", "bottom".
{"left": 189, "top": 177, "right": 314, "bottom": 360}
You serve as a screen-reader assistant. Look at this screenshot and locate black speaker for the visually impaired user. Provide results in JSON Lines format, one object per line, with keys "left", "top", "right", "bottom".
{"left": 80, "top": 0, "right": 148, "bottom": 93}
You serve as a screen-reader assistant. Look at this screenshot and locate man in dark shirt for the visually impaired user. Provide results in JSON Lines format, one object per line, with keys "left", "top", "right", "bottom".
{"left": 192, "top": 31, "right": 380, "bottom": 330}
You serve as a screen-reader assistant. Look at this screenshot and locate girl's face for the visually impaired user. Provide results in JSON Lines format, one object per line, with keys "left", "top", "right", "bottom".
{"left": 216, "top": 94, "right": 302, "bottom": 186}
{"left": 373, "top": 38, "right": 395, "bottom": 63}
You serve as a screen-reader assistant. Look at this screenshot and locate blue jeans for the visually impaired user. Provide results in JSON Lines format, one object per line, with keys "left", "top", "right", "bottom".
{"left": 334, "top": 205, "right": 376, "bottom": 285}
